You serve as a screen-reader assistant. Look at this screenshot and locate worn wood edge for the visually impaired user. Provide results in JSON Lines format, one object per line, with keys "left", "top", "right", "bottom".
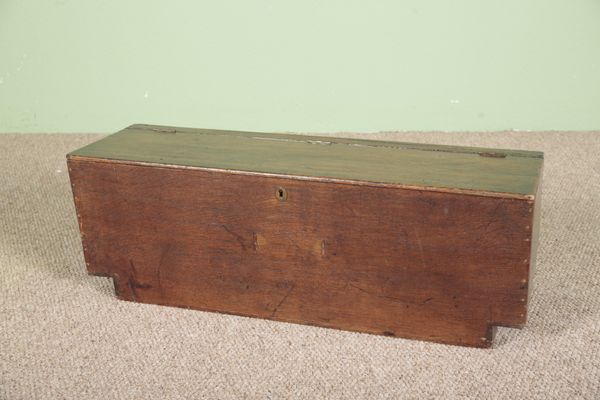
{"left": 485, "top": 191, "right": 537, "bottom": 331}
{"left": 522, "top": 161, "right": 543, "bottom": 326}
{"left": 511, "top": 158, "right": 543, "bottom": 328}
{"left": 67, "top": 154, "right": 536, "bottom": 201}
{"left": 98, "top": 280, "right": 494, "bottom": 348}
{"left": 121, "top": 123, "right": 545, "bottom": 160}
{"left": 67, "top": 158, "right": 95, "bottom": 275}
{"left": 531, "top": 158, "right": 545, "bottom": 202}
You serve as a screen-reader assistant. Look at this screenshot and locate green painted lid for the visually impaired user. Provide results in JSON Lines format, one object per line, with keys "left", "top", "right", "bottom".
{"left": 69, "top": 124, "right": 543, "bottom": 198}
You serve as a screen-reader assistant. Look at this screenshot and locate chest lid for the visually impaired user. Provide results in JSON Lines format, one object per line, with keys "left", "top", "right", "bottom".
{"left": 68, "top": 124, "right": 543, "bottom": 198}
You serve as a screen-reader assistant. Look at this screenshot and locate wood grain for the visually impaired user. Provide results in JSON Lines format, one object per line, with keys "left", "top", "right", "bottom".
{"left": 68, "top": 153, "right": 541, "bottom": 348}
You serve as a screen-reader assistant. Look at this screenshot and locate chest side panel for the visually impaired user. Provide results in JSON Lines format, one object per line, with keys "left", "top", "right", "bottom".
{"left": 68, "top": 158, "right": 535, "bottom": 347}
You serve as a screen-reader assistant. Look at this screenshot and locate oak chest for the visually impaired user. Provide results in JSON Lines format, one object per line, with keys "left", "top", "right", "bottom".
{"left": 67, "top": 124, "right": 543, "bottom": 347}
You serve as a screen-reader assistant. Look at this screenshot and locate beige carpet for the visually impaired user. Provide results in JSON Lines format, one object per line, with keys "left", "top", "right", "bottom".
{"left": 1, "top": 131, "right": 599, "bottom": 399}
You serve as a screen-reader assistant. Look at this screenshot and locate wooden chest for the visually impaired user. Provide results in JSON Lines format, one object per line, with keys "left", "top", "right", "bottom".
{"left": 67, "top": 124, "right": 543, "bottom": 347}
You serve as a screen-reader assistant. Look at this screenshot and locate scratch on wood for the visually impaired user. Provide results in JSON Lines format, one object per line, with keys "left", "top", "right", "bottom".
{"left": 349, "top": 283, "right": 372, "bottom": 296}
{"left": 479, "top": 151, "right": 507, "bottom": 158}
{"left": 218, "top": 224, "right": 247, "bottom": 250}
{"left": 129, "top": 259, "right": 137, "bottom": 274}
{"left": 112, "top": 164, "right": 120, "bottom": 185}
{"left": 157, "top": 243, "right": 173, "bottom": 296}
{"left": 414, "top": 230, "right": 426, "bottom": 268}
{"left": 127, "top": 279, "right": 137, "bottom": 301}
{"left": 380, "top": 294, "right": 407, "bottom": 305}
{"left": 348, "top": 283, "right": 406, "bottom": 305}
{"left": 270, "top": 284, "right": 295, "bottom": 318}
{"left": 127, "top": 259, "right": 137, "bottom": 301}
{"left": 128, "top": 259, "right": 138, "bottom": 301}
{"left": 127, "top": 259, "right": 152, "bottom": 300}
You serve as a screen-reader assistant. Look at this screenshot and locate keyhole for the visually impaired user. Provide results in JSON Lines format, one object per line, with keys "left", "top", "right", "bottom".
{"left": 276, "top": 186, "right": 287, "bottom": 201}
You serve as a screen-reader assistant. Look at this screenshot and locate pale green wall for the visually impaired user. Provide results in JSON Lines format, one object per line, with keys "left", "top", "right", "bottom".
{"left": 1, "top": 0, "right": 599, "bottom": 133}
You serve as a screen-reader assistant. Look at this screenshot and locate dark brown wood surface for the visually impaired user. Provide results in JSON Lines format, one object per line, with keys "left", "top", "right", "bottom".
{"left": 68, "top": 156, "right": 540, "bottom": 347}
